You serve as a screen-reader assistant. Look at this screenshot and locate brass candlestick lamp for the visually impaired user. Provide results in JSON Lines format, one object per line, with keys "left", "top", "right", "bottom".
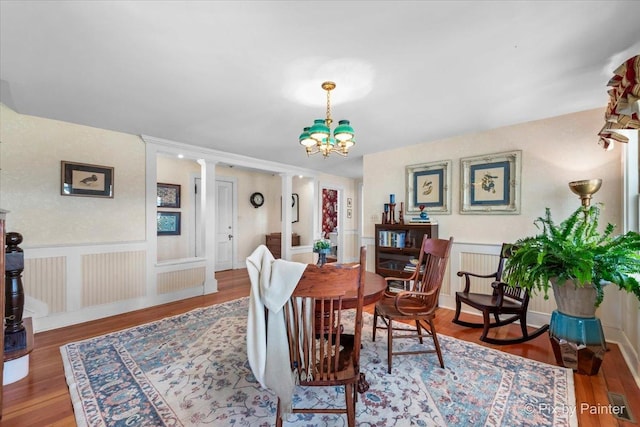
{"left": 568, "top": 179, "right": 602, "bottom": 208}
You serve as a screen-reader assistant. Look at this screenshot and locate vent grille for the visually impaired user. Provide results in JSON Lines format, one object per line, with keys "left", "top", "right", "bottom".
{"left": 607, "top": 392, "right": 635, "bottom": 423}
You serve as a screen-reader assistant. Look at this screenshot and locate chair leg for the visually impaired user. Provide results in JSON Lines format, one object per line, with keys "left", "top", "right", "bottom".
{"left": 372, "top": 308, "right": 378, "bottom": 342}
{"left": 480, "top": 310, "right": 492, "bottom": 342}
{"left": 415, "top": 320, "right": 424, "bottom": 344}
{"left": 453, "top": 296, "right": 462, "bottom": 321}
{"left": 520, "top": 312, "right": 528, "bottom": 338}
{"left": 387, "top": 317, "right": 393, "bottom": 374}
{"left": 429, "top": 319, "right": 445, "bottom": 369}
{"left": 275, "top": 398, "right": 283, "bottom": 427}
{"left": 345, "top": 383, "right": 355, "bottom": 427}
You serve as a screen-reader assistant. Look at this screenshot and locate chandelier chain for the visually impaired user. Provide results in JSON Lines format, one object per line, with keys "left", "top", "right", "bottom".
{"left": 325, "top": 88, "right": 332, "bottom": 127}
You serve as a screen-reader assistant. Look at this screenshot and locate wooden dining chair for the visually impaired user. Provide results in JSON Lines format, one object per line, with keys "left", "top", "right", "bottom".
{"left": 372, "top": 236, "right": 453, "bottom": 374}
{"left": 276, "top": 246, "right": 366, "bottom": 427}
{"left": 452, "top": 243, "right": 549, "bottom": 344}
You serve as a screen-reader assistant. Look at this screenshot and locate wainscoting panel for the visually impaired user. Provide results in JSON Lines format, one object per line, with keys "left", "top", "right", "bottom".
{"left": 454, "top": 251, "right": 501, "bottom": 295}
{"left": 441, "top": 262, "right": 452, "bottom": 296}
{"left": 157, "top": 267, "right": 206, "bottom": 294}
{"left": 81, "top": 251, "right": 146, "bottom": 307}
{"left": 23, "top": 256, "right": 67, "bottom": 313}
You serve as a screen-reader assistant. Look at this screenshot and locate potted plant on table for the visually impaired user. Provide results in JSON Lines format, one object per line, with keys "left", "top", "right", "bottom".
{"left": 503, "top": 203, "right": 640, "bottom": 374}
{"left": 313, "top": 239, "right": 332, "bottom": 266}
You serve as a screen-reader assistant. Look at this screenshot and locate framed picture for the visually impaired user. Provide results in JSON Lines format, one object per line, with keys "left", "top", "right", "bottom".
{"left": 157, "top": 183, "right": 181, "bottom": 208}
{"left": 292, "top": 193, "right": 299, "bottom": 223}
{"left": 405, "top": 160, "right": 452, "bottom": 214}
{"left": 347, "top": 198, "right": 353, "bottom": 208}
{"left": 281, "top": 193, "right": 300, "bottom": 223}
{"left": 61, "top": 161, "right": 114, "bottom": 198}
{"left": 460, "top": 150, "right": 522, "bottom": 214}
{"left": 157, "top": 211, "right": 181, "bottom": 235}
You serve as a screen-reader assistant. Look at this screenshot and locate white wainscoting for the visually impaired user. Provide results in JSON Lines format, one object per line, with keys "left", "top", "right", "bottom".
{"left": 23, "top": 242, "right": 208, "bottom": 332}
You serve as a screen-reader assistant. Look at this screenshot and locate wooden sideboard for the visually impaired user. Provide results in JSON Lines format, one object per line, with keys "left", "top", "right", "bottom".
{"left": 265, "top": 232, "right": 300, "bottom": 259}
{"left": 1, "top": 209, "right": 6, "bottom": 418}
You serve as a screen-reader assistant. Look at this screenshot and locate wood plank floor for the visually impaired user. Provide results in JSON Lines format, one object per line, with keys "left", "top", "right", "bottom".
{"left": 2, "top": 268, "right": 638, "bottom": 426}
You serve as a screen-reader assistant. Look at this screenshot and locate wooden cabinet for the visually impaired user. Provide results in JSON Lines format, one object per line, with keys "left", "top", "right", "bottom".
{"left": 374, "top": 223, "right": 438, "bottom": 278}
{"left": 1, "top": 210, "right": 6, "bottom": 418}
{"left": 265, "top": 232, "right": 300, "bottom": 259}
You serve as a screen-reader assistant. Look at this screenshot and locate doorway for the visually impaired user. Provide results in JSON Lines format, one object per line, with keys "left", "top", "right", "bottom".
{"left": 321, "top": 187, "right": 340, "bottom": 262}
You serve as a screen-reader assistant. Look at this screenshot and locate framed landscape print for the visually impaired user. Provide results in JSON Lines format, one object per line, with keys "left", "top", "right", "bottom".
{"left": 61, "top": 161, "right": 114, "bottom": 198}
{"left": 405, "top": 160, "right": 452, "bottom": 214}
{"left": 157, "top": 183, "right": 181, "bottom": 208}
{"left": 157, "top": 211, "right": 181, "bottom": 235}
{"left": 460, "top": 150, "right": 521, "bottom": 214}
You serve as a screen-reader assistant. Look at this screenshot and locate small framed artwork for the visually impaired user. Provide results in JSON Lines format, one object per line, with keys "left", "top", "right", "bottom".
{"left": 405, "top": 160, "right": 452, "bottom": 214}
{"left": 157, "top": 211, "right": 181, "bottom": 235}
{"left": 61, "top": 161, "right": 114, "bottom": 198}
{"left": 347, "top": 209, "right": 352, "bottom": 219}
{"left": 292, "top": 193, "right": 299, "bottom": 223}
{"left": 157, "top": 183, "right": 181, "bottom": 208}
{"left": 347, "top": 198, "right": 353, "bottom": 208}
{"left": 460, "top": 150, "right": 522, "bottom": 214}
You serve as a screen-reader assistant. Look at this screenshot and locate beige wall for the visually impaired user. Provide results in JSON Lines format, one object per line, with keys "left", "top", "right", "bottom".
{"left": 215, "top": 166, "right": 281, "bottom": 263}
{"left": 363, "top": 108, "right": 621, "bottom": 243}
{"left": 0, "top": 104, "right": 146, "bottom": 245}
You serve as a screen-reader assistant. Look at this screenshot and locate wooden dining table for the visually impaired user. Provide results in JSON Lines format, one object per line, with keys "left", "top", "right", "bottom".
{"left": 346, "top": 270, "right": 387, "bottom": 307}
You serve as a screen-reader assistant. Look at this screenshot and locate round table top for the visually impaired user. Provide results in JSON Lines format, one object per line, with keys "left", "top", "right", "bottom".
{"left": 348, "top": 271, "right": 386, "bottom": 308}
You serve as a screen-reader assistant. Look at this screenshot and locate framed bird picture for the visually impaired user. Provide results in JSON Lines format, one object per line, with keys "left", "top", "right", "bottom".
{"left": 61, "top": 161, "right": 114, "bottom": 198}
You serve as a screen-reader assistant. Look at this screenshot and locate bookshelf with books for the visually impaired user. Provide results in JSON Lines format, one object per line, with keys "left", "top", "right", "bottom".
{"left": 374, "top": 223, "right": 438, "bottom": 278}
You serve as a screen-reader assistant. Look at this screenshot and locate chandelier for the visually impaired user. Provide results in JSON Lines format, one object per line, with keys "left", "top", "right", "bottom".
{"left": 299, "top": 81, "right": 355, "bottom": 157}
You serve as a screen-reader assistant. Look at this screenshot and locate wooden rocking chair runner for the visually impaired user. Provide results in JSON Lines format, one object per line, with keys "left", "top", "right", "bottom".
{"left": 276, "top": 246, "right": 366, "bottom": 427}
{"left": 372, "top": 236, "right": 453, "bottom": 374}
{"left": 453, "top": 243, "right": 549, "bottom": 345}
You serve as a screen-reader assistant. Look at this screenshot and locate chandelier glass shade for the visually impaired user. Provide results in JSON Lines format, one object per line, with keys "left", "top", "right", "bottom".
{"left": 299, "top": 81, "right": 355, "bottom": 157}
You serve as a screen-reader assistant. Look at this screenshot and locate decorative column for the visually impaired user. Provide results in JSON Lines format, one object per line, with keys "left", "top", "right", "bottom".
{"left": 5, "top": 232, "right": 26, "bottom": 351}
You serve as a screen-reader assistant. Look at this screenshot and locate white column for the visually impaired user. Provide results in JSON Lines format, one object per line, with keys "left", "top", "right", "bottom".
{"left": 199, "top": 159, "right": 219, "bottom": 293}
{"left": 281, "top": 173, "right": 293, "bottom": 259}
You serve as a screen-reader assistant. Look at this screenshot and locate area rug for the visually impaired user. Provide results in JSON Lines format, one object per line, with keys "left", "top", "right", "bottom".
{"left": 61, "top": 297, "right": 577, "bottom": 426}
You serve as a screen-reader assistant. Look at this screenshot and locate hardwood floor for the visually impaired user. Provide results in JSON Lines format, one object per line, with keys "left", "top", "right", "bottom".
{"left": 2, "top": 268, "right": 638, "bottom": 426}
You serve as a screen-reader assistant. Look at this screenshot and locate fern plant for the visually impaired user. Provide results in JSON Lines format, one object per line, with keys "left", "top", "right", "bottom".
{"left": 504, "top": 204, "right": 640, "bottom": 306}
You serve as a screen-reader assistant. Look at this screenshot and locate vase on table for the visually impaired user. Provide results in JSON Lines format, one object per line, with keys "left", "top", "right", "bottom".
{"left": 315, "top": 248, "right": 331, "bottom": 266}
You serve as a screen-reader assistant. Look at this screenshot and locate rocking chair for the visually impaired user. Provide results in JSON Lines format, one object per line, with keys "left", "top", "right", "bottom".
{"left": 453, "top": 243, "right": 549, "bottom": 345}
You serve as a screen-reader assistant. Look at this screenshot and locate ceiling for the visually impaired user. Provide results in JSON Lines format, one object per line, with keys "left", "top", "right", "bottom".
{"left": 1, "top": 1, "right": 639, "bottom": 179}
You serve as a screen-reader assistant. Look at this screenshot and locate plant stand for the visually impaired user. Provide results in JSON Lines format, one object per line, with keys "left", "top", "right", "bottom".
{"left": 549, "top": 281, "right": 606, "bottom": 375}
{"left": 549, "top": 311, "right": 606, "bottom": 375}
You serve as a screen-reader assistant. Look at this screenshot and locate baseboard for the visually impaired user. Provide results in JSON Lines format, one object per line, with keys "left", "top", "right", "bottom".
{"left": 32, "top": 286, "right": 206, "bottom": 333}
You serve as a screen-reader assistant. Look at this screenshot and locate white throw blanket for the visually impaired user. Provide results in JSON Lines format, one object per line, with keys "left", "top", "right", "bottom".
{"left": 246, "top": 245, "right": 307, "bottom": 419}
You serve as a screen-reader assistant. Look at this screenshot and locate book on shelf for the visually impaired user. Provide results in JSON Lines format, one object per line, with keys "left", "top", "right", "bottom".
{"left": 408, "top": 218, "right": 438, "bottom": 224}
{"left": 387, "top": 280, "right": 407, "bottom": 293}
{"left": 378, "top": 230, "right": 407, "bottom": 248}
{"left": 404, "top": 263, "right": 425, "bottom": 273}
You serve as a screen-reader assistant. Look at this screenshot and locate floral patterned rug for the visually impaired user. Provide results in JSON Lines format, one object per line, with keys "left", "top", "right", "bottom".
{"left": 61, "top": 297, "right": 577, "bottom": 426}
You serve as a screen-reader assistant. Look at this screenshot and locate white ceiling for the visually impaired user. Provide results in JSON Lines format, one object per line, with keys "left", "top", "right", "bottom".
{"left": 1, "top": 1, "right": 639, "bottom": 178}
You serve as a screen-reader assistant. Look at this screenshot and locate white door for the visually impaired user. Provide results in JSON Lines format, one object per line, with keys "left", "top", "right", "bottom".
{"left": 215, "top": 179, "right": 234, "bottom": 271}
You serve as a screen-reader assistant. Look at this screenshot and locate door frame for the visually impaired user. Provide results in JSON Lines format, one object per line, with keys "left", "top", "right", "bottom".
{"left": 318, "top": 181, "right": 345, "bottom": 263}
